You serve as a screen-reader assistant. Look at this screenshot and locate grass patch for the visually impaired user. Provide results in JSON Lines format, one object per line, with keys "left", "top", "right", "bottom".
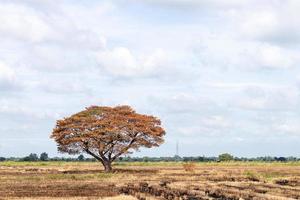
{"left": 47, "top": 173, "right": 114, "bottom": 180}
{"left": 259, "top": 171, "right": 283, "bottom": 181}
{"left": 0, "top": 161, "right": 69, "bottom": 167}
{"left": 244, "top": 170, "right": 284, "bottom": 182}
{"left": 2, "top": 161, "right": 300, "bottom": 168}
{"left": 244, "top": 170, "right": 260, "bottom": 181}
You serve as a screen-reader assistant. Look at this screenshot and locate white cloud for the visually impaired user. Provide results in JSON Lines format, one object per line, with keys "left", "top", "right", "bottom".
{"left": 256, "top": 44, "right": 294, "bottom": 69}
{"left": 96, "top": 47, "right": 168, "bottom": 77}
{"left": 230, "top": 1, "right": 300, "bottom": 44}
{"left": 0, "top": 0, "right": 300, "bottom": 156}
{"left": 0, "top": 100, "right": 60, "bottom": 120}
{"left": 0, "top": 3, "right": 56, "bottom": 42}
{"left": 97, "top": 47, "right": 137, "bottom": 76}
{"left": 193, "top": 36, "right": 299, "bottom": 71}
{"left": 175, "top": 115, "right": 232, "bottom": 137}
{"left": 132, "top": 0, "right": 253, "bottom": 9}
{"left": 0, "top": 62, "right": 15, "bottom": 81}
{"left": 39, "top": 80, "right": 92, "bottom": 95}
{"left": 143, "top": 49, "right": 166, "bottom": 69}
{"left": 240, "top": 11, "right": 278, "bottom": 40}
{"left": 272, "top": 120, "right": 300, "bottom": 136}
{"left": 201, "top": 115, "right": 231, "bottom": 129}
{"left": 0, "top": 62, "right": 17, "bottom": 90}
{"left": 235, "top": 85, "right": 299, "bottom": 111}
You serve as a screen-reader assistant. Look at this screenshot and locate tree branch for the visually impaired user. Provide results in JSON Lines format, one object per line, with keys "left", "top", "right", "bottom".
{"left": 82, "top": 140, "right": 104, "bottom": 164}
{"left": 85, "top": 148, "right": 103, "bottom": 163}
{"left": 111, "top": 134, "right": 139, "bottom": 161}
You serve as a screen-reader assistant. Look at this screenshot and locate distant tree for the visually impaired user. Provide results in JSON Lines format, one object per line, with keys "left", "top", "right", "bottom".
{"left": 40, "top": 152, "right": 49, "bottom": 161}
{"left": 173, "top": 155, "right": 181, "bottom": 161}
{"left": 0, "top": 157, "right": 6, "bottom": 161}
{"left": 287, "top": 156, "right": 297, "bottom": 162}
{"left": 260, "top": 156, "right": 274, "bottom": 162}
{"left": 142, "top": 156, "right": 149, "bottom": 162}
{"left": 196, "top": 156, "right": 205, "bottom": 162}
{"left": 218, "top": 153, "right": 234, "bottom": 162}
{"left": 23, "top": 153, "right": 39, "bottom": 161}
{"left": 275, "top": 157, "right": 287, "bottom": 162}
{"left": 118, "top": 157, "right": 123, "bottom": 161}
{"left": 51, "top": 105, "right": 166, "bottom": 172}
{"left": 78, "top": 154, "right": 85, "bottom": 161}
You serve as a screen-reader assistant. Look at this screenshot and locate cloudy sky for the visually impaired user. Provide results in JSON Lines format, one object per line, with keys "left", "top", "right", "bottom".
{"left": 1, "top": 0, "right": 300, "bottom": 158}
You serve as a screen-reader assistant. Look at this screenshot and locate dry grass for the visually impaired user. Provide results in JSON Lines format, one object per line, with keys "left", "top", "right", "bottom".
{"left": 1, "top": 161, "right": 300, "bottom": 199}
{"left": 182, "top": 162, "right": 196, "bottom": 172}
{"left": 6, "top": 196, "right": 137, "bottom": 200}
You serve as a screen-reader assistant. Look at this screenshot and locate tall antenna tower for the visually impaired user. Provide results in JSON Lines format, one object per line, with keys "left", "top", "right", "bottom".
{"left": 176, "top": 141, "right": 179, "bottom": 156}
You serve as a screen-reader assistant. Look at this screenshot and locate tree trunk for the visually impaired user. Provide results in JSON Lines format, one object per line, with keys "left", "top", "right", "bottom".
{"left": 103, "top": 160, "right": 112, "bottom": 173}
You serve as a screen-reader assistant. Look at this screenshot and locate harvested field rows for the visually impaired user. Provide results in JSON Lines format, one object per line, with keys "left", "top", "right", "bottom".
{"left": 1, "top": 162, "right": 300, "bottom": 199}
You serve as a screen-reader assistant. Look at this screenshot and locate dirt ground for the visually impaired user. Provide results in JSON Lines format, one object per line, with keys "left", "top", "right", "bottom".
{"left": 1, "top": 162, "right": 300, "bottom": 200}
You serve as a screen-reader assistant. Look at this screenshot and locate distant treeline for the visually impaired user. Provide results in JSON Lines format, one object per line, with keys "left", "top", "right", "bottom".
{"left": 0, "top": 152, "right": 299, "bottom": 162}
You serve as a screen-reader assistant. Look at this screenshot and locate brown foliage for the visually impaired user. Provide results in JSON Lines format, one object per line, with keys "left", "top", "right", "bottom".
{"left": 50, "top": 105, "right": 165, "bottom": 172}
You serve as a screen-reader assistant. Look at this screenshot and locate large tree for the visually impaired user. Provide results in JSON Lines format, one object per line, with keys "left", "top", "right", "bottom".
{"left": 51, "top": 105, "right": 165, "bottom": 172}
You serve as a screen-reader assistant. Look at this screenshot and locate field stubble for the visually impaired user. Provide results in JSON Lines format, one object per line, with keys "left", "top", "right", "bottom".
{"left": 1, "top": 162, "right": 300, "bottom": 199}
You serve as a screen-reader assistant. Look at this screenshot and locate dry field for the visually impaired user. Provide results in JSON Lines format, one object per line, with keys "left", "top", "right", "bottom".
{"left": 1, "top": 161, "right": 300, "bottom": 200}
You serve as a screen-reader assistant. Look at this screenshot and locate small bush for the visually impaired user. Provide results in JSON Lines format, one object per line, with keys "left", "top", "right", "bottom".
{"left": 244, "top": 171, "right": 260, "bottom": 182}
{"left": 182, "top": 162, "right": 196, "bottom": 172}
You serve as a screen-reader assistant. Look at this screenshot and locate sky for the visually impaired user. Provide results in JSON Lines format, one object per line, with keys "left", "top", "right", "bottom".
{"left": 0, "top": 0, "right": 300, "bottom": 158}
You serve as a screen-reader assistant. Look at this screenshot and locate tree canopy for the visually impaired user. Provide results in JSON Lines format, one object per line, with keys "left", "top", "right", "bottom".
{"left": 40, "top": 152, "right": 49, "bottom": 161}
{"left": 218, "top": 153, "right": 234, "bottom": 162}
{"left": 50, "top": 105, "right": 165, "bottom": 172}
